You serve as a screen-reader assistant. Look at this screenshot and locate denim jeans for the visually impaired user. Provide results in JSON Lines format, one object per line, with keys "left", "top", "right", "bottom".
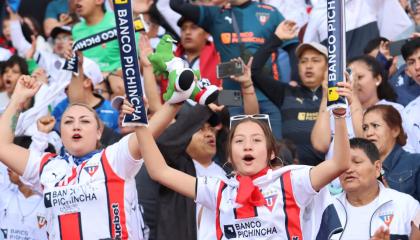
{"left": 228, "top": 99, "right": 282, "bottom": 140}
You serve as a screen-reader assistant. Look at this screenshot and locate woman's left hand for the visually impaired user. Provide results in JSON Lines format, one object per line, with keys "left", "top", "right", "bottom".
{"left": 230, "top": 57, "right": 253, "bottom": 86}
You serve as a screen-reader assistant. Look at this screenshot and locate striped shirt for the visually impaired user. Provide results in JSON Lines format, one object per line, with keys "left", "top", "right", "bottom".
{"left": 196, "top": 165, "right": 340, "bottom": 240}
{"left": 22, "top": 135, "right": 146, "bottom": 240}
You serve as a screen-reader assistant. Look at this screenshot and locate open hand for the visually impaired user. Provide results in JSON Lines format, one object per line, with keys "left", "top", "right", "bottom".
{"left": 230, "top": 57, "right": 253, "bottom": 86}
{"left": 275, "top": 20, "right": 299, "bottom": 40}
{"left": 139, "top": 34, "right": 153, "bottom": 67}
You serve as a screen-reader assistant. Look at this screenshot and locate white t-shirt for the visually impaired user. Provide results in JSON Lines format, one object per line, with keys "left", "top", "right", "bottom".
{"left": 340, "top": 197, "right": 380, "bottom": 239}
{"left": 21, "top": 134, "right": 146, "bottom": 240}
{"left": 0, "top": 188, "right": 47, "bottom": 240}
{"left": 193, "top": 160, "right": 225, "bottom": 240}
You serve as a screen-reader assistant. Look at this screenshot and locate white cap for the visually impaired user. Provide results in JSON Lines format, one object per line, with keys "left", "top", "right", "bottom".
{"left": 296, "top": 42, "right": 328, "bottom": 59}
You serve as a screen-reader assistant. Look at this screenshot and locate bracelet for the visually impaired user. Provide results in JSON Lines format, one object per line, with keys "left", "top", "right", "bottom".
{"left": 241, "top": 82, "right": 253, "bottom": 89}
{"left": 242, "top": 91, "right": 255, "bottom": 95}
{"left": 332, "top": 112, "right": 347, "bottom": 119}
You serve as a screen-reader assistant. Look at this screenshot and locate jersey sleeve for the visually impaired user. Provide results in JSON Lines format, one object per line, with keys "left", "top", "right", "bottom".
{"left": 22, "top": 151, "right": 50, "bottom": 192}
{"left": 195, "top": 176, "right": 223, "bottom": 211}
{"left": 104, "top": 134, "right": 143, "bottom": 179}
{"left": 197, "top": 6, "right": 219, "bottom": 33}
{"left": 290, "top": 166, "right": 318, "bottom": 207}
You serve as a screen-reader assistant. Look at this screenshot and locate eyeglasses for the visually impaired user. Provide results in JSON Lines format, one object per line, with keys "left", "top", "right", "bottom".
{"left": 229, "top": 114, "right": 271, "bottom": 130}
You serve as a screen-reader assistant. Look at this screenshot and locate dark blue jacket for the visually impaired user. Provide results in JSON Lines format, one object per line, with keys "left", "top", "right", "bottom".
{"left": 383, "top": 144, "right": 420, "bottom": 201}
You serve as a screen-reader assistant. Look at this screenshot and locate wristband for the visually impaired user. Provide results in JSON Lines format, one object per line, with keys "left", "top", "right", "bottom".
{"left": 241, "top": 82, "right": 253, "bottom": 89}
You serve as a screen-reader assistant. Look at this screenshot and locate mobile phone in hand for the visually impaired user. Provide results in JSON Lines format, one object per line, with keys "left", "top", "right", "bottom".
{"left": 216, "top": 60, "right": 244, "bottom": 79}
{"left": 217, "top": 90, "right": 242, "bottom": 107}
{"left": 389, "top": 38, "right": 410, "bottom": 56}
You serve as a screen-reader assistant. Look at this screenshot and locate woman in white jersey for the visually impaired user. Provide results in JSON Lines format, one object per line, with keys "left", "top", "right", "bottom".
{"left": 0, "top": 73, "right": 179, "bottom": 239}
{"left": 130, "top": 96, "right": 351, "bottom": 240}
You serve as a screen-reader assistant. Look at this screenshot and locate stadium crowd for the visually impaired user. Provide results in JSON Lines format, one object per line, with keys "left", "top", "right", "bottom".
{"left": 0, "top": 0, "right": 419, "bottom": 239}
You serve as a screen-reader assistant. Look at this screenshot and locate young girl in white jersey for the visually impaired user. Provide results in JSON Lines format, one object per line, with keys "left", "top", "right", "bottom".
{"left": 0, "top": 71, "right": 180, "bottom": 239}
{"left": 128, "top": 101, "right": 351, "bottom": 239}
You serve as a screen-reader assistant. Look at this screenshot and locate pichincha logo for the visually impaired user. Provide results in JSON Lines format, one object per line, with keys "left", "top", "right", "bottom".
{"left": 224, "top": 225, "right": 237, "bottom": 239}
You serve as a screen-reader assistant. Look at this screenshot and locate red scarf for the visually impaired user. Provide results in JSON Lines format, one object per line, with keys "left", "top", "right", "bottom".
{"left": 235, "top": 167, "right": 269, "bottom": 214}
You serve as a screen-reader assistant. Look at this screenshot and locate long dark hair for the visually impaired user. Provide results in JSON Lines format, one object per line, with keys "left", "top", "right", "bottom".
{"left": 348, "top": 55, "right": 397, "bottom": 102}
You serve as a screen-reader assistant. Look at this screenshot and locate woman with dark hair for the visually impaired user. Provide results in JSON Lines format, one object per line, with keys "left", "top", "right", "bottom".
{"left": 363, "top": 104, "right": 420, "bottom": 201}
{"left": 132, "top": 97, "right": 351, "bottom": 239}
{"left": 312, "top": 55, "right": 406, "bottom": 156}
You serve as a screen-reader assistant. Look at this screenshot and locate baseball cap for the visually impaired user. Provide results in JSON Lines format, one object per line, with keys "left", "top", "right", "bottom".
{"left": 111, "top": 95, "right": 125, "bottom": 110}
{"left": 177, "top": 16, "right": 193, "bottom": 27}
{"left": 50, "top": 26, "right": 72, "bottom": 39}
{"left": 73, "top": 57, "right": 103, "bottom": 86}
{"left": 295, "top": 42, "right": 328, "bottom": 59}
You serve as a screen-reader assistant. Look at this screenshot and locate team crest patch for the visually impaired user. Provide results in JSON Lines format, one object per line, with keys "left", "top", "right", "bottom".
{"left": 256, "top": 12, "right": 270, "bottom": 26}
{"left": 263, "top": 189, "right": 278, "bottom": 211}
{"left": 37, "top": 215, "right": 47, "bottom": 228}
{"left": 379, "top": 212, "right": 394, "bottom": 226}
{"left": 1, "top": 228, "right": 7, "bottom": 238}
{"left": 84, "top": 165, "right": 99, "bottom": 177}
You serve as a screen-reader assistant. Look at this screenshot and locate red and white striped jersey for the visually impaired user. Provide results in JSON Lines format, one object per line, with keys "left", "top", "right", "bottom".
{"left": 22, "top": 135, "right": 146, "bottom": 240}
{"left": 196, "top": 165, "right": 333, "bottom": 240}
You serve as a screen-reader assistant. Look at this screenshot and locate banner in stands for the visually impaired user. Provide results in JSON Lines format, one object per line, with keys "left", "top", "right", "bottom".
{"left": 113, "top": 0, "right": 148, "bottom": 126}
{"left": 326, "top": 0, "right": 348, "bottom": 111}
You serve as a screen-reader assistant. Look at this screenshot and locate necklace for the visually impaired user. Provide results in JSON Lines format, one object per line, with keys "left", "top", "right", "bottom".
{"left": 15, "top": 192, "right": 43, "bottom": 223}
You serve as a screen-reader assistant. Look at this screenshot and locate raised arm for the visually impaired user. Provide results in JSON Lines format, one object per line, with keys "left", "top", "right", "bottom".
{"left": 135, "top": 125, "right": 196, "bottom": 199}
{"left": 230, "top": 57, "right": 259, "bottom": 115}
{"left": 310, "top": 114, "right": 350, "bottom": 191}
{"left": 0, "top": 76, "right": 42, "bottom": 175}
{"left": 139, "top": 34, "right": 163, "bottom": 113}
{"left": 311, "top": 79, "right": 331, "bottom": 153}
{"left": 127, "top": 102, "right": 181, "bottom": 160}
{"left": 169, "top": 0, "right": 200, "bottom": 24}
{"left": 251, "top": 21, "right": 298, "bottom": 107}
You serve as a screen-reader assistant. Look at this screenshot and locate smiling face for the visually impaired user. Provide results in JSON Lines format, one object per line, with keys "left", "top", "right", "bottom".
{"left": 60, "top": 104, "right": 101, "bottom": 157}
{"left": 339, "top": 148, "right": 381, "bottom": 194}
{"left": 229, "top": 120, "right": 275, "bottom": 176}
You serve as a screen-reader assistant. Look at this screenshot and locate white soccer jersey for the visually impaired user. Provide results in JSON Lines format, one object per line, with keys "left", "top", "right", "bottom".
{"left": 0, "top": 188, "right": 47, "bottom": 240}
{"left": 196, "top": 165, "right": 337, "bottom": 240}
{"left": 22, "top": 135, "right": 146, "bottom": 240}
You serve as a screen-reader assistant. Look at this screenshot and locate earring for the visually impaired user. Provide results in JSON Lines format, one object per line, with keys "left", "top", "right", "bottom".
{"left": 376, "top": 82, "right": 380, "bottom": 86}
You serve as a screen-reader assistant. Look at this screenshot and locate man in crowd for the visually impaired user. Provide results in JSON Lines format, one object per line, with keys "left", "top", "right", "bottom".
{"left": 252, "top": 39, "right": 328, "bottom": 165}
{"left": 389, "top": 38, "right": 420, "bottom": 106}
{"left": 170, "top": 0, "right": 300, "bottom": 140}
